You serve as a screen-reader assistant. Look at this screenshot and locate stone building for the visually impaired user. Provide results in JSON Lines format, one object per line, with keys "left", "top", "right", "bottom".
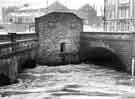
{"left": 35, "top": 12, "right": 83, "bottom": 65}
{"left": 104, "top": 0, "right": 135, "bottom": 32}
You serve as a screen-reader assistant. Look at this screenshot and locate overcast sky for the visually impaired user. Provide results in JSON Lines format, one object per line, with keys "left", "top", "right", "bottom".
{"left": 0, "top": 0, "right": 104, "bottom": 20}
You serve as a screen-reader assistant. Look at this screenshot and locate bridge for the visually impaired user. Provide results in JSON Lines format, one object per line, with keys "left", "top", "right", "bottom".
{"left": 80, "top": 32, "right": 135, "bottom": 74}
{"left": 0, "top": 31, "right": 135, "bottom": 85}
{"left": 0, "top": 33, "right": 38, "bottom": 84}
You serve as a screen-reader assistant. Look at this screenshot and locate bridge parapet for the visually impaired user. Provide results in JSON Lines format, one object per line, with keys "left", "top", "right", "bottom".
{"left": 81, "top": 32, "right": 133, "bottom": 40}
{"left": 80, "top": 32, "right": 135, "bottom": 73}
{"left": 0, "top": 33, "right": 38, "bottom": 84}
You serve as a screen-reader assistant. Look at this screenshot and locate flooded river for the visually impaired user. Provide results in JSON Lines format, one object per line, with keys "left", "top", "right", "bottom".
{"left": 0, "top": 63, "right": 135, "bottom": 99}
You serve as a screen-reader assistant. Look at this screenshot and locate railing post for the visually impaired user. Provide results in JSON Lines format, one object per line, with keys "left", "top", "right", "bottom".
{"left": 8, "top": 33, "right": 16, "bottom": 42}
{"left": 8, "top": 33, "right": 17, "bottom": 52}
{"left": 8, "top": 33, "right": 18, "bottom": 82}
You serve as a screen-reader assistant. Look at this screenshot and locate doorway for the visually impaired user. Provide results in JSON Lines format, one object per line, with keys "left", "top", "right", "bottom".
{"left": 60, "top": 42, "right": 66, "bottom": 53}
{"left": 60, "top": 42, "right": 66, "bottom": 63}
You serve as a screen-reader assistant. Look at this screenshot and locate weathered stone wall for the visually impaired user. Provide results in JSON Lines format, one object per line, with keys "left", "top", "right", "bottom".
{"left": 0, "top": 33, "right": 38, "bottom": 84}
{"left": 80, "top": 32, "right": 134, "bottom": 73}
{"left": 0, "top": 49, "right": 37, "bottom": 83}
{"left": 36, "top": 12, "right": 83, "bottom": 65}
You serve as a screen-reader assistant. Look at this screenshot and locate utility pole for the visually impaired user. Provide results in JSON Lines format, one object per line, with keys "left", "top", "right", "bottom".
{"left": 103, "top": 0, "right": 106, "bottom": 31}
{"left": 46, "top": 0, "right": 48, "bottom": 13}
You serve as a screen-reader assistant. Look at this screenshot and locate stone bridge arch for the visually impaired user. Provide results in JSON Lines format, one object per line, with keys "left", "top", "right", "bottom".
{"left": 80, "top": 32, "right": 133, "bottom": 72}
{"left": 80, "top": 43, "right": 124, "bottom": 71}
{"left": 88, "top": 39, "right": 115, "bottom": 53}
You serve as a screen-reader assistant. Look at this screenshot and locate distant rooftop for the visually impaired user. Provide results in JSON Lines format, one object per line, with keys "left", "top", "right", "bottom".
{"left": 40, "top": 1, "right": 69, "bottom": 13}
{"left": 3, "top": 1, "right": 102, "bottom": 25}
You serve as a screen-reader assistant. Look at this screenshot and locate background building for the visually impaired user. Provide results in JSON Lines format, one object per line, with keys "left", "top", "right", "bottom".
{"left": 2, "top": 1, "right": 102, "bottom": 32}
{"left": 2, "top": 5, "right": 43, "bottom": 32}
{"left": 104, "top": 0, "right": 135, "bottom": 32}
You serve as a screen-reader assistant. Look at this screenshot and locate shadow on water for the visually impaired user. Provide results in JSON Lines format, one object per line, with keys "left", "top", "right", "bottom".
{"left": 0, "top": 74, "right": 11, "bottom": 87}
{"left": 0, "top": 59, "right": 37, "bottom": 87}
{"left": 82, "top": 47, "right": 126, "bottom": 72}
{"left": 21, "top": 59, "right": 37, "bottom": 70}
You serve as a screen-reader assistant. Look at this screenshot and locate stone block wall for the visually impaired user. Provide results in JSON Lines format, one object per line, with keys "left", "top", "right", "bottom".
{"left": 80, "top": 32, "right": 134, "bottom": 73}
{"left": 0, "top": 33, "right": 38, "bottom": 85}
{"left": 36, "top": 12, "right": 83, "bottom": 65}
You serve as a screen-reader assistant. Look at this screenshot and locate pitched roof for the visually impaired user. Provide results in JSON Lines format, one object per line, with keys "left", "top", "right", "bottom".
{"left": 38, "top": 12, "right": 82, "bottom": 22}
{"left": 76, "top": 4, "right": 98, "bottom": 25}
{"left": 79, "top": 4, "right": 94, "bottom": 11}
{"left": 71, "top": 9, "right": 88, "bottom": 19}
{"left": 41, "top": 1, "right": 70, "bottom": 13}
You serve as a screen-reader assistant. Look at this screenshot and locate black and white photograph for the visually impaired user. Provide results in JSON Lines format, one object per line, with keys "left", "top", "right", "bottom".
{"left": 0, "top": 0, "right": 135, "bottom": 98}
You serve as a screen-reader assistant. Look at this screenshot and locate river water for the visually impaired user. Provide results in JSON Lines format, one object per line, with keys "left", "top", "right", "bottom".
{"left": 0, "top": 63, "right": 135, "bottom": 99}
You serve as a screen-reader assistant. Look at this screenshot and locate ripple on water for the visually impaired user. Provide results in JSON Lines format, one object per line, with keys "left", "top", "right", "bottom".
{"left": 0, "top": 64, "right": 135, "bottom": 99}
